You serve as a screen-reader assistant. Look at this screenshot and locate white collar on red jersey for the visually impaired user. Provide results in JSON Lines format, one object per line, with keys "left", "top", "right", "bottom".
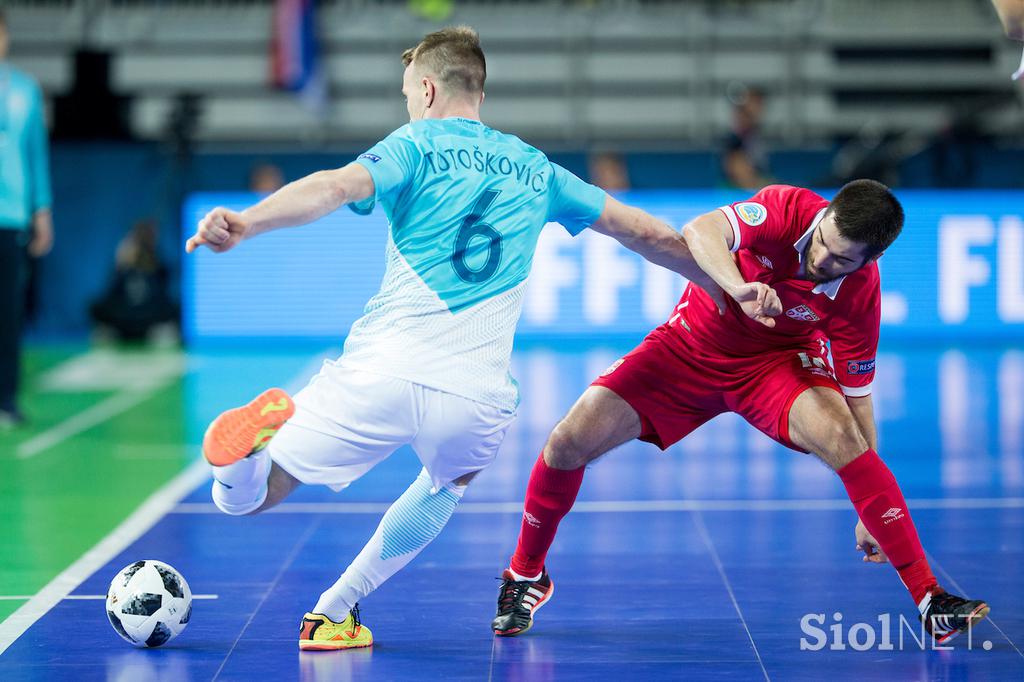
{"left": 793, "top": 207, "right": 846, "bottom": 300}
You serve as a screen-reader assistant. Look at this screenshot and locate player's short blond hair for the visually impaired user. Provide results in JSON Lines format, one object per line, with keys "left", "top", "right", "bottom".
{"left": 402, "top": 26, "right": 486, "bottom": 97}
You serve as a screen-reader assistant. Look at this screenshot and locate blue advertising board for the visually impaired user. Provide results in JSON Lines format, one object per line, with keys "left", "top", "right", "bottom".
{"left": 182, "top": 190, "right": 1024, "bottom": 343}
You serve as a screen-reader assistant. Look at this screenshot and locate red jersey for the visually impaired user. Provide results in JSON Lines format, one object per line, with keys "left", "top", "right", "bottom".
{"left": 672, "top": 184, "right": 879, "bottom": 397}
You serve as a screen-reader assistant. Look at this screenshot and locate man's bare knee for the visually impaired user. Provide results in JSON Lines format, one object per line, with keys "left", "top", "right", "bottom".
{"left": 250, "top": 463, "right": 301, "bottom": 514}
{"left": 816, "top": 424, "right": 869, "bottom": 470}
{"left": 542, "top": 387, "right": 641, "bottom": 470}
{"left": 453, "top": 470, "right": 479, "bottom": 487}
{"left": 544, "top": 420, "right": 593, "bottom": 470}
{"left": 788, "top": 387, "right": 869, "bottom": 470}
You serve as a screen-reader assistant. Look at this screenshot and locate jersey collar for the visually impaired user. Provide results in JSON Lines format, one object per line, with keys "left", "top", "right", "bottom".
{"left": 793, "top": 207, "right": 846, "bottom": 300}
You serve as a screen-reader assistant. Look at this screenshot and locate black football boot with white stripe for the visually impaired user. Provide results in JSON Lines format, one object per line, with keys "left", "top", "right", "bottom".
{"left": 919, "top": 589, "right": 990, "bottom": 644}
{"left": 491, "top": 568, "right": 554, "bottom": 636}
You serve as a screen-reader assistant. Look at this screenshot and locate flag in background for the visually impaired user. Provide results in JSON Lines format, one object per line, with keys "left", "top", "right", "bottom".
{"left": 270, "top": 0, "right": 327, "bottom": 114}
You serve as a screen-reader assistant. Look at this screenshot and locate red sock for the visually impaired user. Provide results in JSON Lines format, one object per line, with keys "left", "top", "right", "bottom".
{"left": 509, "top": 452, "right": 585, "bottom": 578}
{"left": 837, "top": 449, "right": 939, "bottom": 606}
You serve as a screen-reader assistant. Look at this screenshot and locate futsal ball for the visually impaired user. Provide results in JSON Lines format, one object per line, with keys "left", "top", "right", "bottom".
{"left": 106, "top": 560, "right": 192, "bottom": 647}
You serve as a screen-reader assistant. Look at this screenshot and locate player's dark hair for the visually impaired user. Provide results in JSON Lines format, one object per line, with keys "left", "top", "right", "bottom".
{"left": 0, "top": 9, "right": 6, "bottom": 29}
{"left": 827, "top": 179, "right": 904, "bottom": 259}
{"left": 402, "top": 26, "right": 486, "bottom": 97}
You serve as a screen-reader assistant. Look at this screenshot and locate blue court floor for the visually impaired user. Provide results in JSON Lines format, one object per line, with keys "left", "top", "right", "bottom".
{"left": 2, "top": 341, "right": 1023, "bottom": 681}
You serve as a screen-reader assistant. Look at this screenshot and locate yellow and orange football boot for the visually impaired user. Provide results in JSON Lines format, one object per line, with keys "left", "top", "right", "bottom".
{"left": 202, "top": 388, "right": 295, "bottom": 467}
{"left": 298, "top": 607, "right": 373, "bottom": 650}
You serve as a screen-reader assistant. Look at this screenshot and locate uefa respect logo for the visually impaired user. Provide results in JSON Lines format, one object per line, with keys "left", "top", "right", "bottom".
{"left": 799, "top": 612, "right": 992, "bottom": 651}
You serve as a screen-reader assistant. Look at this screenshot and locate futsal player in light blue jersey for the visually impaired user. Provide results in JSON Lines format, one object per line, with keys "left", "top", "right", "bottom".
{"left": 187, "top": 26, "right": 712, "bottom": 650}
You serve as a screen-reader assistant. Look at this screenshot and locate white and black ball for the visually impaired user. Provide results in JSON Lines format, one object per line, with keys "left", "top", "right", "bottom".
{"left": 106, "top": 560, "right": 192, "bottom": 647}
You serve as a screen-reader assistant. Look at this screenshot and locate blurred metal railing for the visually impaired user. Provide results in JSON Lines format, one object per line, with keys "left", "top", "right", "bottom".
{"left": 4, "top": 0, "right": 1020, "bottom": 146}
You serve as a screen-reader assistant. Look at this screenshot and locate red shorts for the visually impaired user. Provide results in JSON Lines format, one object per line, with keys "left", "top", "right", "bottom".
{"left": 592, "top": 324, "right": 841, "bottom": 452}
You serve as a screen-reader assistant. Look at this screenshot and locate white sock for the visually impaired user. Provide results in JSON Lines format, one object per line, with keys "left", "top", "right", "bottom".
{"left": 210, "top": 449, "right": 272, "bottom": 516}
{"left": 313, "top": 468, "right": 466, "bottom": 621}
{"left": 509, "top": 568, "right": 542, "bottom": 582}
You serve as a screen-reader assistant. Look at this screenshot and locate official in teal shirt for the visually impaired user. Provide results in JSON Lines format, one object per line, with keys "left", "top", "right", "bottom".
{"left": 0, "top": 9, "right": 54, "bottom": 425}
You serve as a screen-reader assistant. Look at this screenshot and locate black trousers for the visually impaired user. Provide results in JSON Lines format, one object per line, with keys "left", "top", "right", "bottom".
{"left": 0, "top": 229, "right": 27, "bottom": 412}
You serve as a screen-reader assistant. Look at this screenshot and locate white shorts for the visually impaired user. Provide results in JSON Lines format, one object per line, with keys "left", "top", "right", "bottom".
{"left": 268, "top": 362, "right": 517, "bottom": 492}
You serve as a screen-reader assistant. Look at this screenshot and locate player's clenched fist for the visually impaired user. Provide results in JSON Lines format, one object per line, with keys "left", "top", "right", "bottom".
{"left": 186, "top": 207, "right": 251, "bottom": 254}
{"left": 855, "top": 518, "right": 888, "bottom": 564}
{"left": 729, "top": 281, "right": 782, "bottom": 328}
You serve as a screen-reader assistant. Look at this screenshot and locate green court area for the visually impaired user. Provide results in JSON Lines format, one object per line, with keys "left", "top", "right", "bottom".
{"left": 0, "top": 346, "right": 193, "bottom": 623}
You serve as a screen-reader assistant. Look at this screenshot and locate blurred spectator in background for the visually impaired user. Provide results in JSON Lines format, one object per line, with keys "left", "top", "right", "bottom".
{"left": 822, "top": 124, "right": 910, "bottom": 189}
{"left": 721, "top": 85, "right": 773, "bottom": 190}
{"left": 931, "top": 105, "right": 983, "bottom": 187}
{"left": 248, "top": 161, "right": 285, "bottom": 194}
{"left": 588, "top": 151, "right": 631, "bottom": 192}
{"left": 991, "top": 0, "right": 1024, "bottom": 78}
{"left": 89, "top": 220, "right": 179, "bottom": 345}
{"left": 0, "top": 10, "right": 53, "bottom": 428}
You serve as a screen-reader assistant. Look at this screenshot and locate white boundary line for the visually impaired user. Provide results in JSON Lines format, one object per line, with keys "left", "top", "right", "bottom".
{"left": 692, "top": 511, "right": 770, "bottom": 681}
{"left": 487, "top": 628, "right": 498, "bottom": 682}
{"left": 0, "top": 459, "right": 211, "bottom": 656}
{"left": 0, "top": 351, "right": 333, "bottom": 656}
{"left": 17, "top": 389, "right": 161, "bottom": 459}
{"left": 212, "top": 521, "right": 320, "bottom": 681}
{"left": 170, "top": 497, "right": 1024, "bottom": 515}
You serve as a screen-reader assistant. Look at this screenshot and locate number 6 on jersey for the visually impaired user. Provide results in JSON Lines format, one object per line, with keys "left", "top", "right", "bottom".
{"left": 452, "top": 189, "right": 502, "bottom": 283}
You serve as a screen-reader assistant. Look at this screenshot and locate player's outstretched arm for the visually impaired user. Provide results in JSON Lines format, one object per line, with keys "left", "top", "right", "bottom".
{"left": 589, "top": 196, "right": 725, "bottom": 306}
{"left": 185, "top": 163, "right": 375, "bottom": 253}
{"left": 682, "top": 210, "right": 782, "bottom": 327}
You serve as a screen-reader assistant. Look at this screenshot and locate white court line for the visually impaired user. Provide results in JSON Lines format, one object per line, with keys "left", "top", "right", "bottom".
{"left": 0, "top": 594, "right": 218, "bottom": 601}
{"left": 0, "top": 459, "right": 211, "bottom": 656}
{"left": 692, "top": 510, "right": 770, "bottom": 681}
{"left": 0, "top": 352, "right": 332, "bottom": 656}
{"left": 487, "top": 629, "right": 498, "bottom": 682}
{"left": 926, "top": 551, "right": 1024, "bottom": 660}
{"left": 17, "top": 389, "right": 160, "bottom": 459}
{"left": 170, "top": 497, "right": 1024, "bottom": 515}
{"left": 212, "top": 521, "right": 320, "bottom": 682}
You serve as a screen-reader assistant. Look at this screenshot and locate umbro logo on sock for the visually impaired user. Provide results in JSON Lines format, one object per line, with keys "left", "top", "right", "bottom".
{"left": 882, "top": 507, "right": 904, "bottom": 524}
{"left": 524, "top": 512, "right": 542, "bottom": 528}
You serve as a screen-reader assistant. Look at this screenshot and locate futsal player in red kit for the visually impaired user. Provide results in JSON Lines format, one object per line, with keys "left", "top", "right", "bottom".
{"left": 491, "top": 180, "right": 989, "bottom": 643}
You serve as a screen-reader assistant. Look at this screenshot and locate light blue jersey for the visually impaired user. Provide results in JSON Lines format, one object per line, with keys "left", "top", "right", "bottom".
{"left": 0, "top": 65, "right": 52, "bottom": 230}
{"left": 338, "top": 117, "right": 606, "bottom": 411}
